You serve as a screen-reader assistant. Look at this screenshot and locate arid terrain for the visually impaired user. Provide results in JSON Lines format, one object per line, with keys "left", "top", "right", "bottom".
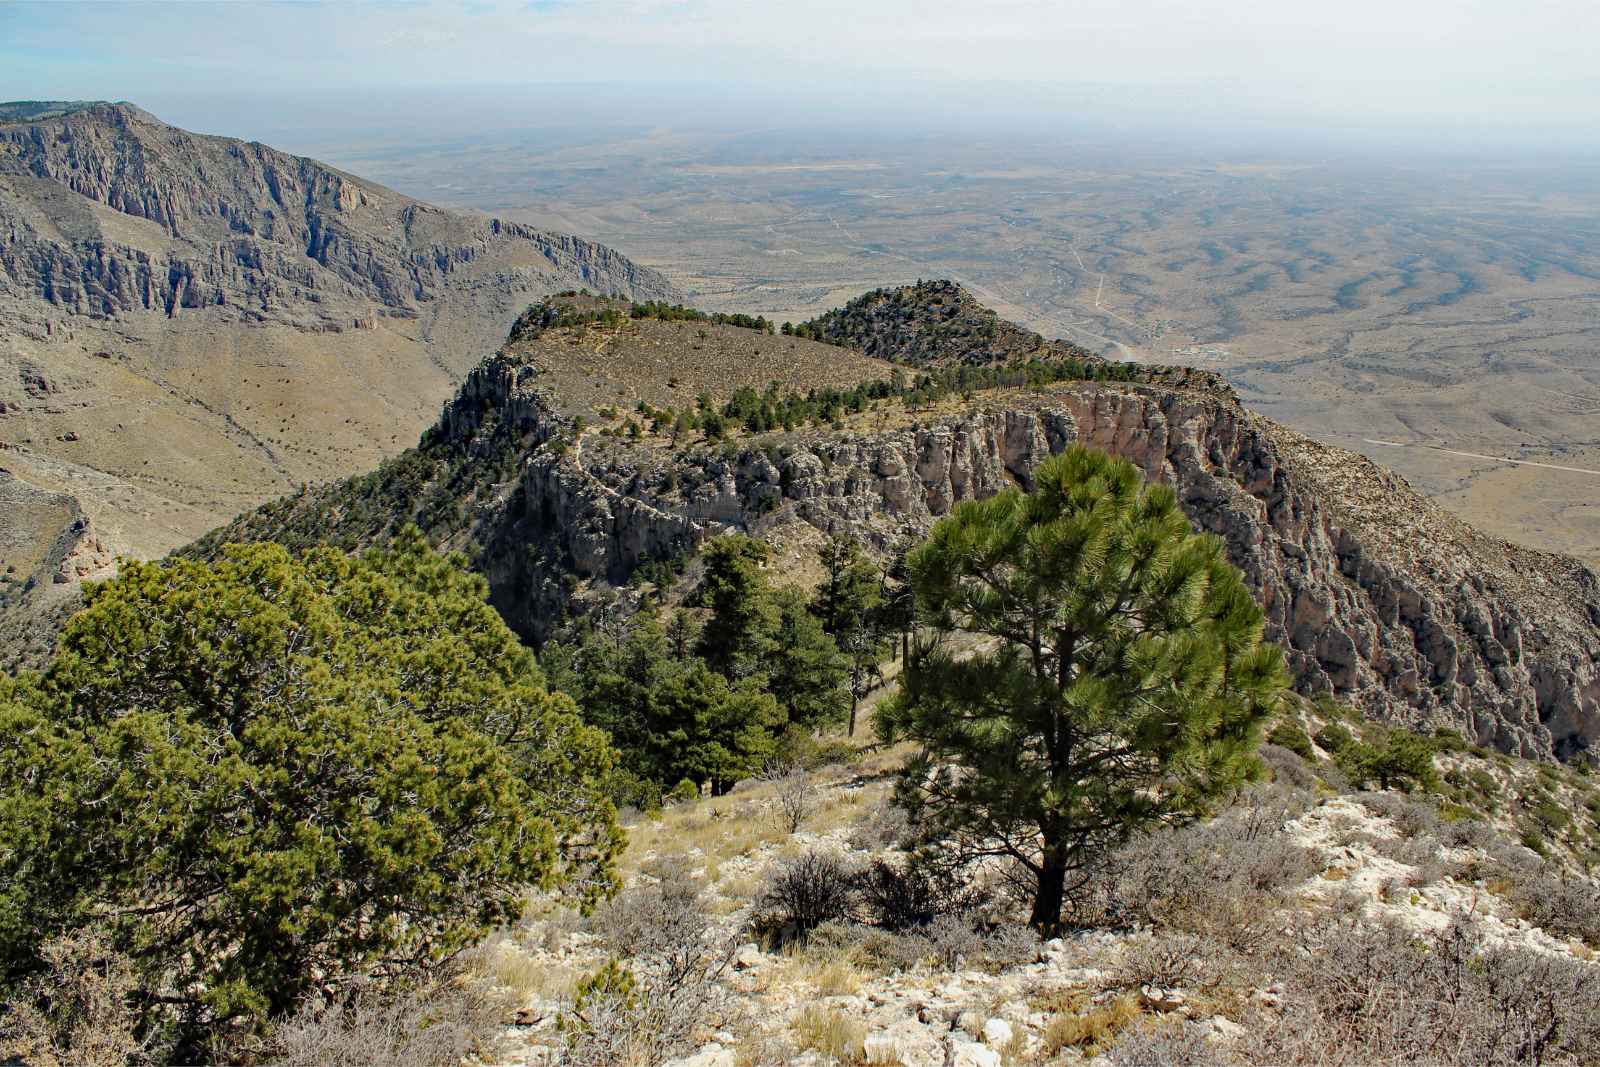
{"left": 305, "top": 124, "right": 1600, "bottom": 565}
{"left": 0, "top": 102, "right": 674, "bottom": 568}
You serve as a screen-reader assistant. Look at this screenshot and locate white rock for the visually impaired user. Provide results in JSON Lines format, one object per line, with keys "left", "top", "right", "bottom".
{"left": 1204, "top": 1015, "right": 1246, "bottom": 1040}
{"left": 1139, "top": 984, "right": 1188, "bottom": 1013}
{"left": 982, "top": 1018, "right": 1014, "bottom": 1050}
{"left": 948, "top": 1038, "right": 1002, "bottom": 1067}
{"left": 879, "top": 1018, "right": 945, "bottom": 1067}
{"left": 670, "top": 1043, "right": 735, "bottom": 1067}
{"left": 733, "top": 943, "right": 763, "bottom": 970}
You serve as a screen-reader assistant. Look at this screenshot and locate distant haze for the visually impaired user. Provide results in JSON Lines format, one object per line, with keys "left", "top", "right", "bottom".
{"left": 2, "top": 0, "right": 1599, "bottom": 152}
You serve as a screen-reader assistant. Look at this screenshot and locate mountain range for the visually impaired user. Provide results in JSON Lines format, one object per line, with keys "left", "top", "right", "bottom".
{"left": 2, "top": 103, "right": 1597, "bottom": 763}
{"left": 0, "top": 100, "right": 674, "bottom": 661}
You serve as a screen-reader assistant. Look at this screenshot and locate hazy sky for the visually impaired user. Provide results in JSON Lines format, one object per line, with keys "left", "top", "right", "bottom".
{"left": 3, "top": 0, "right": 1598, "bottom": 143}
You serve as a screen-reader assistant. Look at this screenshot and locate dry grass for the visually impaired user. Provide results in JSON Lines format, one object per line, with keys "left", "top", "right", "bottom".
{"left": 792, "top": 1006, "right": 868, "bottom": 1064}
{"left": 1036, "top": 991, "right": 1143, "bottom": 1058}
{"left": 472, "top": 937, "right": 579, "bottom": 1001}
{"left": 806, "top": 956, "right": 864, "bottom": 996}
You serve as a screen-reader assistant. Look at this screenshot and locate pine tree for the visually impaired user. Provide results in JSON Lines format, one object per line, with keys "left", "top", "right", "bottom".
{"left": 696, "top": 534, "right": 778, "bottom": 678}
{"left": 766, "top": 589, "right": 850, "bottom": 728}
{"left": 876, "top": 446, "right": 1287, "bottom": 934}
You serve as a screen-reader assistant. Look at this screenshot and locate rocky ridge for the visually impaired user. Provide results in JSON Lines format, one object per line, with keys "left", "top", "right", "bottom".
{"left": 193, "top": 287, "right": 1600, "bottom": 760}
{"left": 0, "top": 101, "right": 675, "bottom": 325}
{"left": 0, "top": 101, "right": 676, "bottom": 631}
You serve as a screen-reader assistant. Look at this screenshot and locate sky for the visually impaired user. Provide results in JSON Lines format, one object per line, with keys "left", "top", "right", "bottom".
{"left": 3, "top": 0, "right": 1599, "bottom": 147}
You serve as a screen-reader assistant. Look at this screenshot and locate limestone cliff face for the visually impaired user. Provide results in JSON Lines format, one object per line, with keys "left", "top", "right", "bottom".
{"left": 0, "top": 102, "right": 677, "bottom": 324}
{"left": 428, "top": 370, "right": 1600, "bottom": 760}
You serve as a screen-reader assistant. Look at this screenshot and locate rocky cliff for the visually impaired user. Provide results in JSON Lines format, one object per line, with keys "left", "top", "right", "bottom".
{"left": 0, "top": 101, "right": 675, "bottom": 324}
{"left": 0, "top": 101, "right": 678, "bottom": 627}
{"left": 194, "top": 291, "right": 1600, "bottom": 762}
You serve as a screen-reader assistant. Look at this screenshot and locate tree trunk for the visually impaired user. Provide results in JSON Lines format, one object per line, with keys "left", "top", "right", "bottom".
{"left": 1030, "top": 853, "right": 1068, "bottom": 936}
{"left": 848, "top": 689, "right": 859, "bottom": 738}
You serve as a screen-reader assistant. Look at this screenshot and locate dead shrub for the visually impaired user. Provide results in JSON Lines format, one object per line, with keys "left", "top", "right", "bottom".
{"left": 267, "top": 955, "right": 512, "bottom": 1067}
{"left": 1108, "top": 1019, "right": 1227, "bottom": 1067}
{"left": 565, "top": 861, "right": 739, "bottom": 1065}
{"left": 853, "top": 857, "right": 981, "bottom": 932}
{"left": 755, "top": 851, "right": 859, "bottom": 942}
{"left": 1071, "top": 787, "right": 1320, "bottom": 948}
{"left": 1503, "top": 871, "right": 1600, "bottom": 946}
{"left": 1109, "top": 931, "right": 1213, "bottom": 991}
{"left": 762, "top": 762, "right": 818, "bottom": 835}
{"left": 1259, "top": 742, "right": 1320, "bottom": 792}
{"left": 847, "top": 802, "right": 911, "bottom": 852}
{"left": 0, "top": 928, "right": 148, "bottom": 1067}
{"left": 590, "top": 858, "right": 709, "bottom": 965}
{"left": 1243, "top": 910, "right": 1600, "bottom": 1066}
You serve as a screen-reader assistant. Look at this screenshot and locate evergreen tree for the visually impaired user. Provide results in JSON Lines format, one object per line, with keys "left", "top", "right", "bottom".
{"left": 766, "top": 588, "right": 850, "bottom": 728}
{"left": 0, "top": 532, "right": 622, "bottom": 1040}
{"left": 695, "top": 534, "right": 778, "bottom": 678}
{"left": 876, "top": 446, "right": 1287, "bottom": 934}
{"left": 813, "top": 534, "right": 881, "bottom": 638}
{"left": 545, "top": 615, "right": 784, "bottom": 796}
{"left": 812, "top": 535, "right": 888, "bottom": 734}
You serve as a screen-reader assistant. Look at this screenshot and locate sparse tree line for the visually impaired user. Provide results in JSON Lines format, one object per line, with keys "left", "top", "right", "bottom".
{"left": 509, "top": 293, "right": 778, "bottom": 345}
{"left": 592, "top": 354, "right": 1143, "bottom": 445}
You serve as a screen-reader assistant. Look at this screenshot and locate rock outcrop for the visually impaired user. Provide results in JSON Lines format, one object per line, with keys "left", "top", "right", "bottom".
{"left": 199, "top": 346, "right": 1600, "bottom": 761}
{"left": 0, "top": 101, "right": 679, "bottom": 650}
{"left": 190, "top": 286, "right": 1600, "bottom": 761}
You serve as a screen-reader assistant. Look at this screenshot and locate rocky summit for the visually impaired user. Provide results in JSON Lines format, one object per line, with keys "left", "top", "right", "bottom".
{"left": 0, "top": 100, "right": 674, "bottom": 646}
{"left": 195, "top": 283, "right": 1600, "bottom": 761}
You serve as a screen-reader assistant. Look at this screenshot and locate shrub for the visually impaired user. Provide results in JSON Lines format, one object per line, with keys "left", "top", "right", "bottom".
{"left": 1268, "top": 721, "right": 1316, "bottom": 761}
{"left": 1339, "top": 732, "right": 1440, "bottom": 793}
{"left": 756, "top": 852, "right": 859, "bottom": 941}
{"left": 1314, "top": 722, "right": 1355, "bottom": 754}
{"left": 1244, "top": 911, "right": 1600, "bottom": 1066}
{"left": 853, "top": 858, "right": 979, "bottom": 932}
{"left": 1072, "top": 787, "right": 1320, "bottom": 949}
{"left": 589, "top": 860, "right": 710, "bottom": 968}
{"left": 847, "top": 802, "right": 912, "bottom": 852}
{"left": 265, "top": 959, "right": 512, "bottom": 1067}
{"left": 1258, "top": 743, "right": 1320, "bottom": 792}
{"left": 562, "top": 907, "right": 736, "bottom": 1067}
{"left": 1502, "top": 872, "right": 1600, "bottom": 946}
{"left": 762, "top": 762, "right": 818, "bottom": 835}
{"left": 0, "top": 928, "right": 146, "bottom": 1067}
{"left": 1109, "top": 1020, "right": 1227, "bottom": 1067}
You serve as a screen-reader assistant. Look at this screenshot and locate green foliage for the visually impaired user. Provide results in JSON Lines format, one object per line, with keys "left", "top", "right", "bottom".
{"left": 814, "top": 534, "right": 881, "bottom": 639}
{"left": 695, "top": 535, "right": 778, "bottom": 678}
{"left": 1314, "top": 722, "right": 1356, "bottom": 754}
{"left": 876, "top": 446, "right": 1287, "bottom": 934}
{"left": 1337, "top": 731, "right": 1441, "bottom": 794}
{"left": 548, "top": 532, "right": 877, "bottom": 792}
{"left": 765, "top": 589, "right": 850, "bottom": 729}
{"left": 545, "top": 613, "right": 784, "bottom": 796}
{"left": 1268, "top": 720, "right": 1316, "bottom": 761}
{"left": 0, "top": 532, "right": 623, "bottom": 1038}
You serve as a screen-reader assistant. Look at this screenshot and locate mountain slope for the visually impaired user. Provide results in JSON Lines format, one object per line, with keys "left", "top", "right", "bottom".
{"left": 0, "top": 100, "right": 676, "bottom": 578}
{"left": 194, "top": 286, "right": 1600, "bottom": 762}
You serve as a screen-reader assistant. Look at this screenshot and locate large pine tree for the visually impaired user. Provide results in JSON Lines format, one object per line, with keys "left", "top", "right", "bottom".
{"left": 876, "top": 445, "right": 1287, "bottom": 933}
